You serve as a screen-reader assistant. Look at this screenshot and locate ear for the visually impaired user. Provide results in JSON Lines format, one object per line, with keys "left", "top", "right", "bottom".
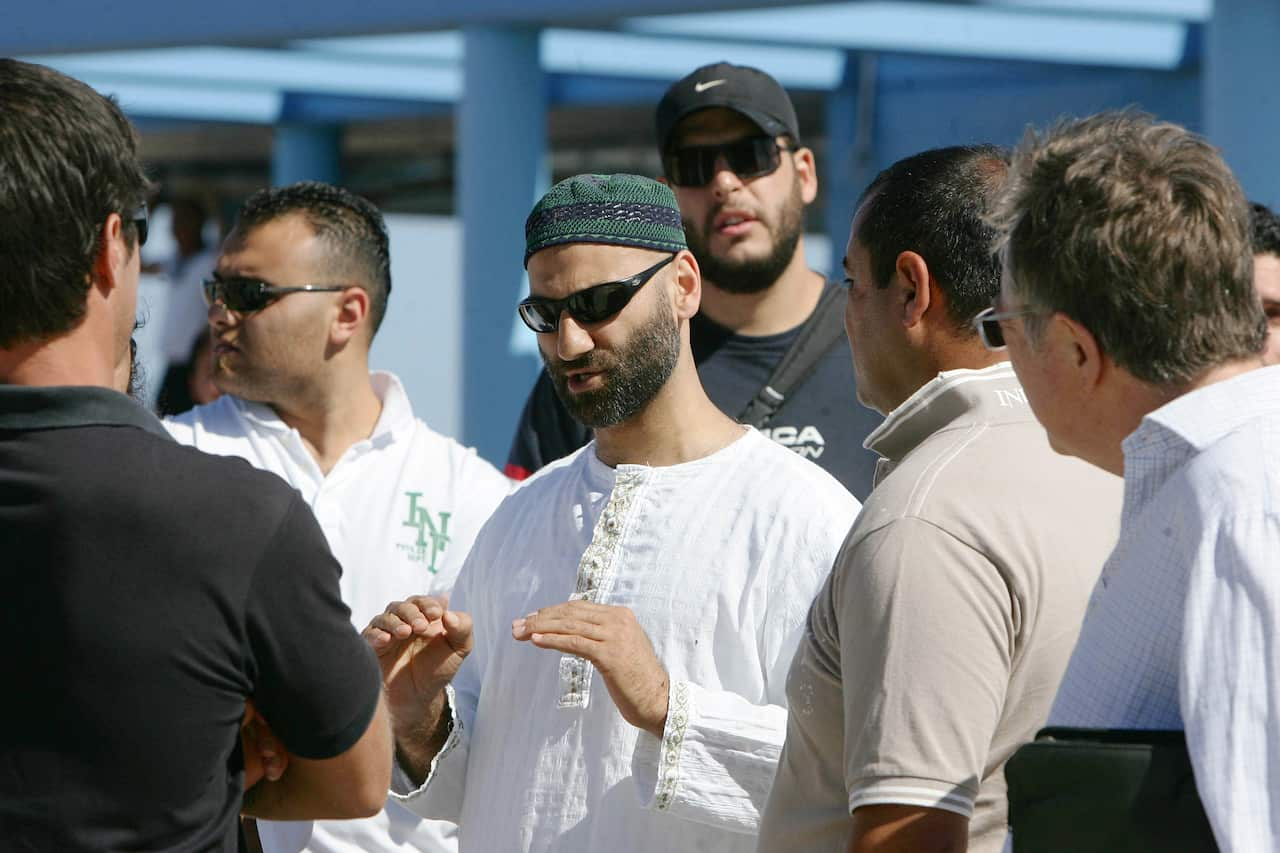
{"left": 330, "top": 286, "right": 371, "bottom": 346}
{"left": 671, "top": 250, "right": 702, "bottom": 322}
{"left": 1050, "top": 312, "right": 1104, "bottom": 390}
{"left": 894, "top": 250, "right": 932, "bottom": 329}
{"left": 792, "top": 146, "right": 818, "bottom": 205}
{"left": 90, "top": 213, "right": 129, "bottom": 298}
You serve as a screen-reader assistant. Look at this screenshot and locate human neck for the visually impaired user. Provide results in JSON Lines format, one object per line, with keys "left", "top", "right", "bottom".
{"left": 1082, "top": 357, "right": 1262, "bottom": 477}
{"left": 0, "top": 328, "right": 118, "bottom": 389}
{"left": 593, "top": 360, "right": 744, "bottom": 468}
{"left": 697, "top": 241, "right": 824, "bottom": 336}
{"left": 268, "top": 361, "right": 383, "bottom": 475}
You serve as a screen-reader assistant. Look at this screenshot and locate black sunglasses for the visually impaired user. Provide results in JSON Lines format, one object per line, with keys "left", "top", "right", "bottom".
{"left": 973, "top": 306, "right": 1038, "bottom": 351}
{"left": 517, "top": 254, "right": 675, "bottom": 333}
{"left": 663, "top": 136, "right": 794, "bottom": 187}
{"left": 130, "top": 205, "right": 149, "bottom": 246}
{"left": 202, "top": 276, "right": 347, "bottom": 313}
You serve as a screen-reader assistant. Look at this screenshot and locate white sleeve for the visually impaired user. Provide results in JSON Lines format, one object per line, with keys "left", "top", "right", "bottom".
{"left": 388, "top": 551, "right": 485, "bottom": 822}
{"left": 631, "top": 679, "right": 789, "bottom": 835}
{"left": 1179, "top": 511, "right": 1280, "bottom": 850}
{"left": 628, "top": 505, "right": 851, "bottom": 835}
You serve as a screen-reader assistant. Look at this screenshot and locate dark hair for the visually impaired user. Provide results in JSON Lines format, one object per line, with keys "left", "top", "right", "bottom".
{"left": 233, "top": 182, "right": 392, "bottom": 335}
{"left": 1250, "top": 202, "right": 1280, "bottom": 258}
{"left": 0, "top": 60, "right": 151, "bottom": 348}
{"left": 855, "top": 145, "right": 1009, "bottom": 335}
{"left": 991, "top": 111, "right": 1264, "bottom": 387}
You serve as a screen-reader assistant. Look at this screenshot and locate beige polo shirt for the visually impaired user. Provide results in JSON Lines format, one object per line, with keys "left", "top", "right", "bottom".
{"left": 757, "top": 364, "right": 1122, "bottom": 853}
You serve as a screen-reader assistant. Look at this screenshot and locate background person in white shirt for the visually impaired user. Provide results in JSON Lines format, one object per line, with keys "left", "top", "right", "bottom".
{"left": 758, "top": 146, "right": 1121, "bottom": 853}
{"left": 166, "top": 181, "right": 511, "bottom": 853}
{"left": 363, "top": 174, "right": 861, "bottom": 853}
{"left": 987, "top": 110, "right": 1276, "bottom": 851}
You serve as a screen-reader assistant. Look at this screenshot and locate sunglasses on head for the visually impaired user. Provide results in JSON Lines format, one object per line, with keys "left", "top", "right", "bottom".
{"left": 517, "top": 254, "right": 675, "bottom": 334}
{"left": 973, "top": 305, "right": 1038, "bottom": 351}
{"left": 663, "top": 136, "right": 794, "bottom": 187}
{"left": 202, "top": 276, "right": 347, "bottom": 313}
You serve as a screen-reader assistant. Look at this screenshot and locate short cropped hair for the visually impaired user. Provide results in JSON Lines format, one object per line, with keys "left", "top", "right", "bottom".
{"left": 233, "top": 182, "right": 392, "bottom": 336}
{"left": 991, "top": 111, "right": 1264, "bottom": 386}
{"left": 0, "top": 60, "right": 151, "bottom": 347}
{"left": 855, "top": 145, "right": 1009, "bottom": 336}
{"left": 1250, "top": 202, "right": 1280, "bottom": 258}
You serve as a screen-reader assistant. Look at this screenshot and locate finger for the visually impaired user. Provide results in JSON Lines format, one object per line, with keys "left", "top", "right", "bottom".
{"left": 367, "top": 607, "right": 413, "bottom": 636}
{"left": 442, "top": 609, "right": 474, "bottom": 654}
{"left": 527, "top": 631, "right": 602, "bottom": 662}
{"left": 262, "top": 752, "right": 287, "bottom": 782}
{"left": 393, "top": 600, "right": 437, "bottom": 632}
{"left": 362, "top": 625, "right": 394, "bottom": 648}
{"left": 514, "top": 614, "right": 608, "bottom": 642}
{"left": 406, "top": 595, "right": 448, "bottom": 621}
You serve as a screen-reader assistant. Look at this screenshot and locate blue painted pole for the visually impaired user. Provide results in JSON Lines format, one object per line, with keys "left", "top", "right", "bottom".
{"left": 1204, "top": 0, "right": 1280, "bottom": 209}
{"left": 824, "top": 53, "right": 861, "bottom": 275}
{"left": 271, "top": 123, "right": 342, "bottom": 187}
{"left": 458, "top": 26, "right": 547, "bottom": 464}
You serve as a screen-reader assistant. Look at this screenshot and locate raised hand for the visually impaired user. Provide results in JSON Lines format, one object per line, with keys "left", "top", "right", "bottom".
{"left": 513, "top": 601, "right": 670, "bottom": 738}
{"left": 363, "top": 595, "right": 473, "bottom": 724}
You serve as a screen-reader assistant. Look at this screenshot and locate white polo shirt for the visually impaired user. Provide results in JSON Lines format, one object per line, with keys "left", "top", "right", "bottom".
{"left": 165, "top": 371, "right": 512, "bottom": 853}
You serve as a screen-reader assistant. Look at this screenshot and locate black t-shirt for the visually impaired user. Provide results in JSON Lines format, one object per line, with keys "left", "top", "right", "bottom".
{"left": 0, "top": 386, "right": 381, "bottom": 853}
{"left": 506, "top": 282, "right": 884, "bottom": 500}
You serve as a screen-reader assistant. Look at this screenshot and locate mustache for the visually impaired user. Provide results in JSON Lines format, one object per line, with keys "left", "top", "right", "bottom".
{"left": 546, "top": 352, "right": 613, "bottom": 375}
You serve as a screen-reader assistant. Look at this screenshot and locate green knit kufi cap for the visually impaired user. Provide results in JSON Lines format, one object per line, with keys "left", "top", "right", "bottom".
{"left": 524, "top": 173, "right": 687, "bottom": 267}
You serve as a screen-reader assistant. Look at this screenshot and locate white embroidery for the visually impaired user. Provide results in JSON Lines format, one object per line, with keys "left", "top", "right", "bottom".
{"left": 654, "top": 680, "right": 692, "bottom": 810}
{"left": 558, "top": 469, "right": 647, "bottom": 709}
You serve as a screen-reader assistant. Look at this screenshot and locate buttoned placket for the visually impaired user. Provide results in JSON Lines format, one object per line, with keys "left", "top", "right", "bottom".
{"left": 558, "top": 468, "right": 649, "bottom": 709}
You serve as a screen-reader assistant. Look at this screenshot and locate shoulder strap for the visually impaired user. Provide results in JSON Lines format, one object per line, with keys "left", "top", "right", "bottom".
{"left": 737, "top": 282, "right": 847, "bottom": 428}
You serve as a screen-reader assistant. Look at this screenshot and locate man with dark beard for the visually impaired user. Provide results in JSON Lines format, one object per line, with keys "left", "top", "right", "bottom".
{"left": 362, "top": 174, "right": 861, "bottom": 852}
{"left": 506, "top": 63, "right": 883, "bottom": 500}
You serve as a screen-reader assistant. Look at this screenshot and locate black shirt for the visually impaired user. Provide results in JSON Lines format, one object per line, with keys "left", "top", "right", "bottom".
{"left": 506, "top": 282, "right": 884, "bottom": 500}
{"left": 0, "top": 386, "right": 381, "bottom": 852}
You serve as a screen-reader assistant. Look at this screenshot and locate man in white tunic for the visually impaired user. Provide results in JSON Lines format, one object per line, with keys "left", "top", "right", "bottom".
{"left": 364, "top": 173, "right": 861, "bottom": 853}
{"left": 166, "top": 182, "right": 511, "bottom": 853}
{"left": 987, "top": 111, "right": 1280, "bottom": 851}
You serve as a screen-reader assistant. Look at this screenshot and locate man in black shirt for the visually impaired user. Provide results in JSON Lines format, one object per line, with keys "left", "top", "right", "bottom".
{"left": 0, "top": 59, "right": 391, "bottom": 852}
{"left": 507, "top": 63, "right": 883, "bottom": 499}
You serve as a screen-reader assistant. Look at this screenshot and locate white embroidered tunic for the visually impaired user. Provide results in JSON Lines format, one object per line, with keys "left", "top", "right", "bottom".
{"left": 392, "top": 428, "right": 861, "bottom": 852}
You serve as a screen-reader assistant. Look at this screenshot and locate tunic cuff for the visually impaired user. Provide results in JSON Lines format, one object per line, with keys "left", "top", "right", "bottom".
{"left": 389, "top": 684, "right": 469, "bottom": 822}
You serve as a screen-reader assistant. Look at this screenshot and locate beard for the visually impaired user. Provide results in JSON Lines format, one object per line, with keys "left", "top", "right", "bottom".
{"left": 683, "top": 177, "right": 805, "bottom": 295}
{"left": 543, "top": 295, "right": 682, "bottom": 429}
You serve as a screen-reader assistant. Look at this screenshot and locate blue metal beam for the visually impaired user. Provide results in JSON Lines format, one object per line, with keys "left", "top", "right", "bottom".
{"left": 1, "top": 0, "right": 824, "bottom": 54}
{"left": 626, "top": 2, "right": 1193, "bottom": 69}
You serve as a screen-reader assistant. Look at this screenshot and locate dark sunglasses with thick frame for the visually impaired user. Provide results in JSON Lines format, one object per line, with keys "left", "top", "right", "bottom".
{"left": 973, "top": 305, "right": 1039, "bottom": 351}
{"left": 517, "top": 254, "right": 675, "bottom": 334}
{"left": 202, "top": 275, "right": 347, "bottom": 313}
{"left": 129, "top": 204, "right": 149, "bottom": 246}
{"left": 662, "top": 136, "right": 795, "bottom": 188}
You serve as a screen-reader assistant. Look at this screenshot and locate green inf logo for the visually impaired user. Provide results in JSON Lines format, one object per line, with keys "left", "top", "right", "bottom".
{"left": 399, "top": 491, "right": 451, "bottom": 574}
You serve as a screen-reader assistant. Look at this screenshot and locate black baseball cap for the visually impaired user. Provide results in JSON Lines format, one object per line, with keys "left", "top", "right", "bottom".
{"left": 655, "top": 62, "right": 801, "bottom": 152}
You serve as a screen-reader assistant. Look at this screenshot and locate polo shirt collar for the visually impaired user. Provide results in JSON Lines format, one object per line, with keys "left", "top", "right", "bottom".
{"left": 232, "top": 370, "right": 415, "bottom": 446}
{"left": 0, "top": 385, "right": 171, "bottom": 440}
{"left": 865, "top": 362, "right": 1022, "bottom": 466}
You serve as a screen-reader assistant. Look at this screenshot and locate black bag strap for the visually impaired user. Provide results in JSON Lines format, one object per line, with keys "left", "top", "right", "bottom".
{"left": 737, "top": 282, "right": 847, "bottom": 428}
